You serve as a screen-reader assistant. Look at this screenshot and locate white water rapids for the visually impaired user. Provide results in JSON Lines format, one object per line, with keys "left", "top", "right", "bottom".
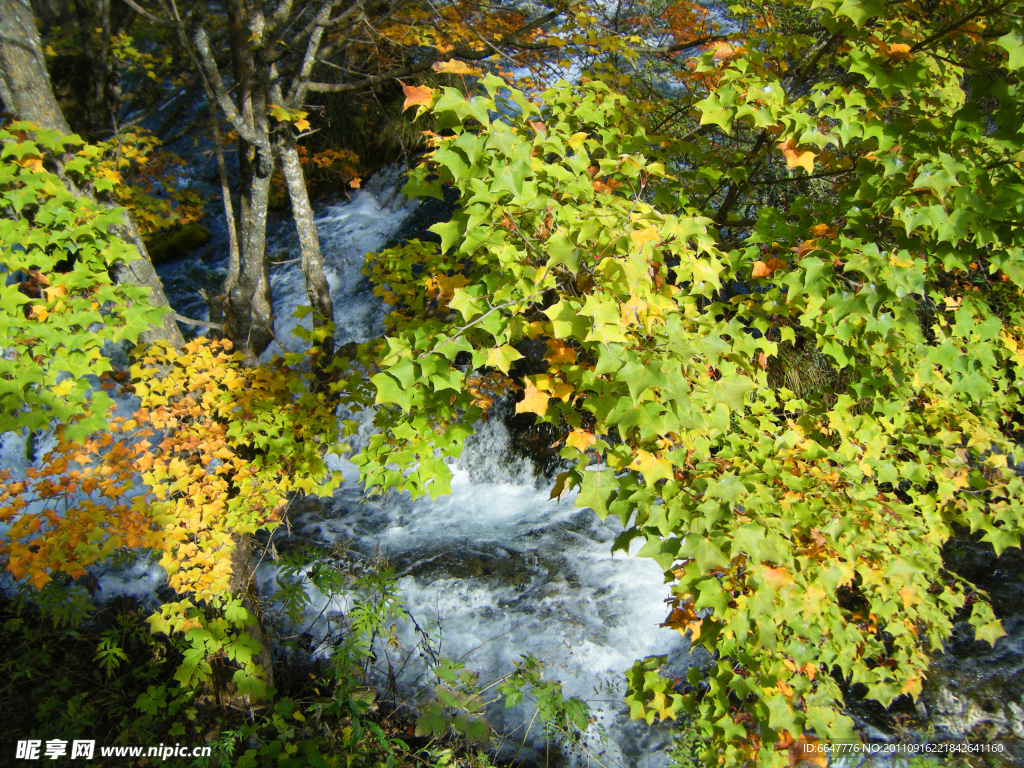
{"left": 0, "top": 167, "right": 696, "bottom": 767}
{"left": 5, "top": 164, "right": 1020, "bottom": 765}
{"left": 241, "top": 167, "right": 696, "bottom": 767}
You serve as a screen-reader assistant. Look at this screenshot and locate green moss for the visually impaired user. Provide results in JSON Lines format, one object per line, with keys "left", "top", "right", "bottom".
{"left": 146, "top": 222, "right": 212, "bottom": 266}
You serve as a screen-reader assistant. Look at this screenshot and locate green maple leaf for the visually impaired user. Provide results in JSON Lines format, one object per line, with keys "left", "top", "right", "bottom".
{"left": 763, "top": 692, "right": 800, "bottom": 734}
{"left": 679, "top": 534, "right": 730, "bottom": 572}
{"left": 708, "top": 375, "right": 757, "bottom": 413}
{"left": 996, "top": 30, "right": 1024, "bottom": 70}
{"left": 837, "top": 0, "right": 884, "bottom": 26}
{"left": 544, "top": 300, "right": 591, "bottom": 339}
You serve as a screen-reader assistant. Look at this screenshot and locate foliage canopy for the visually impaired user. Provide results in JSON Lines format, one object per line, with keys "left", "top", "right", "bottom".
{"left": 354, "top": 0, "right": 1024, "bottom": 761}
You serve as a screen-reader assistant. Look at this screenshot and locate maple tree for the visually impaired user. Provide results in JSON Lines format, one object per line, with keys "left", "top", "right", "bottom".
{"left": 5, "top": 0, "right": 1024, "bottom": 761}
{"left": 350, "top": 0, "right": 1024, "bottom": 761}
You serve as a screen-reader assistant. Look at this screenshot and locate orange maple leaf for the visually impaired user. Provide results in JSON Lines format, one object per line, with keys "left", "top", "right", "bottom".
{"left": 777, "top": 137, "right": 815, "bottom": 173}
{"left": 810, "top": 223, "right": 838, "bottom": 238}
{"left": 400, "top": 82, "right": 436, "bottom": 112}
{"left": 751, "top": 257, "right": 787, "bottom": 278}
{"left": 515, "top": 380, "right": 550, "bottom": 417}
{"left": 545, "top": 339, "right": 576, "bottom": 365}
{"left": 885, "top": 42, "right": 912, "bottom": 61}
{"left": 565, "top": 429, "right": 596, "bottom": 452}
{"left": 710, "top": 41, "right": 737, "bottom": 61}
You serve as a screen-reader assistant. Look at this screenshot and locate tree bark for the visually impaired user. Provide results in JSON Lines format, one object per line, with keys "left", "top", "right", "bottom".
{"left": 226, "top": 532, "right": 275, "bottom": 698}
{"left": 190, "top": 5, "right": 276, "bottom": 361}
{"left": 276, "top": 132, "right": 334, "bottom": 361}
{"left": 0, "top": 0, "right": 184, "bottom": 347}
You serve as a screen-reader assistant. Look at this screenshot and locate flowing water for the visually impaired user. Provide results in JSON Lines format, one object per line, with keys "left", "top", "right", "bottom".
{"left": 160, "top": 167, "right": 698, "bottom": 767}
{"left": 4, "top": 165, "right": 1023, "bottom": 766}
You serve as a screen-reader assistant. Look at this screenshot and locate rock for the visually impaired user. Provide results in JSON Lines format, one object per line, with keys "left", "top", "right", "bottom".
{"left": 146, "top": 222, "right": 212, "bottom": 266}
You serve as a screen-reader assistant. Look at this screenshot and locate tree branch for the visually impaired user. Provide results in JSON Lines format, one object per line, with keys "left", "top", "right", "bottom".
{"left": 192, "top": 25, "right": 268, "bottom": 148}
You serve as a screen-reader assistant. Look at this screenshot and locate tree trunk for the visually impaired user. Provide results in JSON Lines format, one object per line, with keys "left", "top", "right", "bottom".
{"left": 276, "top": 132, "right": 335, "bottom": 362}
{"left": 0, "top": 0, "right": 184, "bottom": 348}
{"left": 0, "top": 0, "right": 75, "bottom": 132}
{"left": 226, "top": 532, "right": 275, "bottom": 698}
{"left": 222, "top": 146, "right": 276, "bottom": 362}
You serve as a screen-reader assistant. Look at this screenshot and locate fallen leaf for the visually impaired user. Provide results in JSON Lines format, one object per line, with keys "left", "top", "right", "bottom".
{"left": 777, "top": 137, "right": 815, "bottom": 173}
{"left": 349, "top": 177, "right": 361, "bottom": 189}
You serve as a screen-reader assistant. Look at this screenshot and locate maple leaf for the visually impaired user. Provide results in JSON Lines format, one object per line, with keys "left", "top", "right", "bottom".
{"left": 885, "top": 42, "right": 912, "bottom": 61}
{"left": 790, "top": 736, "right": 827, "bottom": 768}
{"left": 16, "top": 154, "right": 44, "bottom": 172}
{"left": 629, "top": 449, "right": 674, "bottom": 485}
{"left": 565, "top": 429, "right": 596, "bottom": 452}
{"left": 545, "top": 339, "right": 576, "bottom": 365}
{"left": 631, "top": 226, "right": 661, "bottom": 249}
{"left": 810, "top": 223, "right": 838, "bottom": 238}
{"left": 751, "top": 257, "right": 786, "bottom": 277}
{"left": 777, "top": 137, "right": 815, "bottom": 173}
{"left": 515, "top": 380, "right": 550, "bottom": 417}
{"left": 789, "top": 240, "right": 817, "bottom": 258}
{"left": 400, "top": 82, "right": 436, "bottom": 112}
{"left": 294, "top": 117, "right": 311, "bottom": 132}
{"left": 349, "top": 177, "right": 361, "bottom": 189}
{"left": 431, "top": 59, "right": 483, "bottom": 76}
{"left": 710, "top": 41, "right": 737, "bottom": 61}
{"left": 433, "top": 273, "right": 469, "bottom": 302}
{"left": 620, "top": 294, "right": 648, "bottom": 326}
{"left": 758, "top": 565, "right": 794, "bottom": 591}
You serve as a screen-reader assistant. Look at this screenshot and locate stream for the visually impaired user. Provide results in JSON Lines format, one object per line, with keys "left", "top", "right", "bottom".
{"left": 2, "top": 163, "right": 1022, "bottom": 765}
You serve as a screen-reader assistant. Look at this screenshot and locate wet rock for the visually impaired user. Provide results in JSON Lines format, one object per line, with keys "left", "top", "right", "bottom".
{"left": 147, "top": 222, "right": 212, "bottom": 266}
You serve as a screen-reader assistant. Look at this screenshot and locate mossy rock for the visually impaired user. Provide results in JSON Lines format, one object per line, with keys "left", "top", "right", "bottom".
{"left": 146, "top": 222, "right": 212, "bottom": 266}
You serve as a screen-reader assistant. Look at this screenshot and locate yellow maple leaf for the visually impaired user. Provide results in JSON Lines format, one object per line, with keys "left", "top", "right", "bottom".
{"left": 629, "top": 449, "right": 674, "bottom": 485}
{"left": 710, "top": 41, "right": 737, "bottom": 61}
{"left": 885, "top": 42, "right": 912, "bottom": 61}
{"left": 400, "top": 82, "right": 436, "bottom": 112}
{"left": 431, "top": 59, "right": 483, "bottom": 76}
{"left": 777, "top": 137, "right": 815, "bottom": 173}
{"left": 565, "top": 429, "right": 596, "bottom": 452}
{"left": 631, "top": 226, "right": 661, "bottom": 249}
{"left": 758, "top": 565, "right": 794, "bottom": 591}
{"left": 432, "top": 273, "right": 469, "bottom": 302}
{"left": 515, "top": 380, "right": 550, "bottom": 417}
{"left": 620, "top": 294, "right": 645, "bottom": 326}
{"left": 28, "top": 304, "right": 49, "bottom": 321}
